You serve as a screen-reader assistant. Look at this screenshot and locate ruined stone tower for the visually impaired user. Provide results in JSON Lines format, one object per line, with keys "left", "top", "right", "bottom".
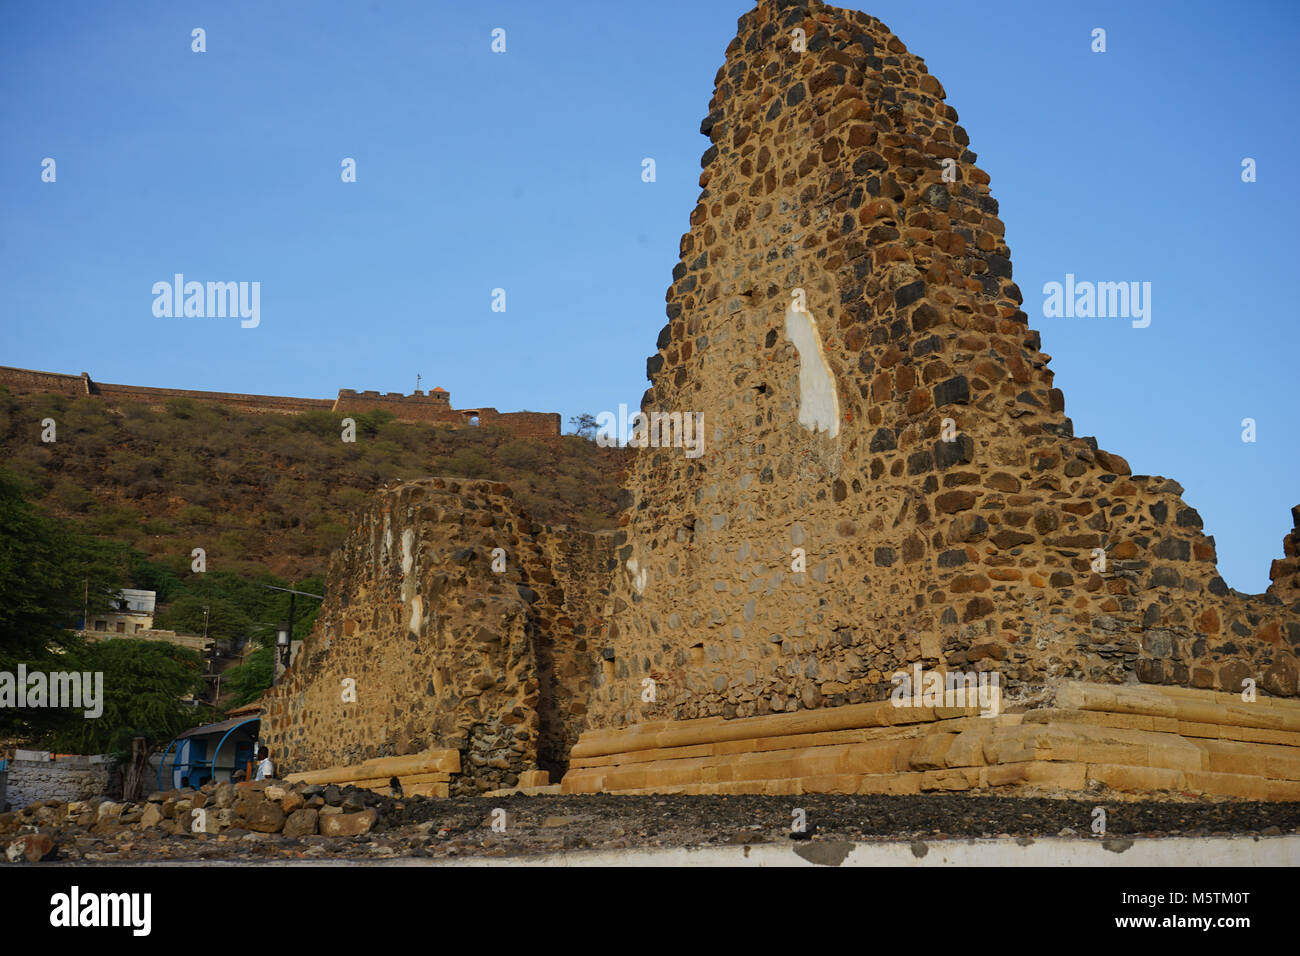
{"left": 265, "top": 0, "right": 1300, "bottom": 801}
{"left": 585, "top": 0, "right": 1299, "bottom": 736}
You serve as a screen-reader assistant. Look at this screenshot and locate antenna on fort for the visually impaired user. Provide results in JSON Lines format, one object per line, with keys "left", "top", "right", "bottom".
{"left": 415, "top": 373, "right": 422, "bottom": 393}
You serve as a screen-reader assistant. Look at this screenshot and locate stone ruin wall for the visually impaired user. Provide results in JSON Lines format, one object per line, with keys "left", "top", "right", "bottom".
{"left": 586, "top": 0, "right": 1300, "bottom": 734}
{"left": 0, "top": 367, "right": 94, "bottom": 397}
{"left": 1268, "top": 507, "right": 1300, "bottom": 605}
{"left": 261, "top": 479, "right": 612, "bottom": 792}
{"left": 58, "top": 0, "right": 1300, "bottom": 789}
{"left": 532, "top": 526, "right": 620, "bottom": 764}
{"left": 333, "top": 388, "right": 562, "bottom": 441}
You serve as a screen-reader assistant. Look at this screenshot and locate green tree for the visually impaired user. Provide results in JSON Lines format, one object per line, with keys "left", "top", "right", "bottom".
{"left": 153, "top": 594, "right": 252, "bottom": 644}
{"left": 0, "top": 468, "right": 126, "bottom": 674}
{"left": 354, "top": 409, "right": 396, "bottom": 437}
{"left": 221, "top": 644, "right": 274, "bottom": 707}
{"left": 36, "top": 640, "right": 210, "bottom": 754}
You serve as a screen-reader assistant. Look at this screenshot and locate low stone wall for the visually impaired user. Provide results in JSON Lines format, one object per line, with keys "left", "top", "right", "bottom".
{"left": 0, "top": 366, "right": 89, "bottom": 396}
{"left": 0, "top": 777, "right": 390, "bottom": 862}
{"left": 487, "top": 411, "right": 563, "bottom": 442}
{"left": 5, "top": 751, "right": 112, "bottom": 811}
{"left": 85, "top": 629, "right": 212, "bottom": 653}
{"left": 91, "top": 381, "right": 331, "bottom": 416}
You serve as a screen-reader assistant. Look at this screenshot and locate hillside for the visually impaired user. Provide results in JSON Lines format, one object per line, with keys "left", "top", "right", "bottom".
{"left": 0, "top": 387, "right": 626, "bottom": 582}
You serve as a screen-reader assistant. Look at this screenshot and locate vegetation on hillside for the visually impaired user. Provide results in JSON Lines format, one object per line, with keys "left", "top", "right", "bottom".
{"left": 0, "top": 465, "right": 328, "bottom": 738}
{"left": 0, "top": 388, "right": 625, "bottom": 582}
{"left": 0, "top": 387, "right": 624, "bottom": 728}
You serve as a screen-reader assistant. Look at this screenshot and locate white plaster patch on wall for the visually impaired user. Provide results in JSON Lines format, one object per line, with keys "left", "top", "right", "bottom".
{"left": 626, "top": 557, "right": 647, "bottom": 595}
{"left": 401, "top": 528, "right": 415, "bottom": 575}
{"left": 409, "top": 594, "right": 423, "bottom": 637}
{"left": 784, "top": 304, "right": 840, "bottom": 438}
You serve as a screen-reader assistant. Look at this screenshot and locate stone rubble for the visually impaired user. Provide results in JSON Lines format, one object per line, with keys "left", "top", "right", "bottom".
{"left": 3, "top": 789, "right": 1297, "bottom": 864}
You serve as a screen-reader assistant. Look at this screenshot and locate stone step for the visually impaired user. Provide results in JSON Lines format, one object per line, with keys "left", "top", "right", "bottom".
{"left": 285, "top": 749, "right": 461, "bottom": 786}
{"left": 571, "top": 699, "right": 985, "bottom": 759}
{"left": 563, "top": 682, "right": 1300, "bottom": 799}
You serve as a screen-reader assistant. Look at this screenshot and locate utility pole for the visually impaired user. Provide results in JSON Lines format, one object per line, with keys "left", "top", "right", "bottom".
{"left": 259, "top": 585, "right": 324, "bottom": 685}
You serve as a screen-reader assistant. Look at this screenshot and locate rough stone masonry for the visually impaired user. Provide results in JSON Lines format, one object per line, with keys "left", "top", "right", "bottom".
{"left": 587, "top": 0, "right": 1300, "bottom": 730}
{"left": 262, "top": 480, "right": 614, "bottom": 790}
{"left": 265, "top": 0, "right": 1299, "bottom": 792}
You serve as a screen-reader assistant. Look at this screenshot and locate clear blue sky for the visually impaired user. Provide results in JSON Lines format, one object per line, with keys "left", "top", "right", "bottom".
{"left": 1, "top": 1, "right": 1295, "bottom": 593}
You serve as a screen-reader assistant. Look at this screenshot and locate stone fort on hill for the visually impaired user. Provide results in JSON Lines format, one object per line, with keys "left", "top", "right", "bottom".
{"left": 0, "top": 365, "right": 561, "bottom": 442}
{"left": 254, "top": 0, "right": 1297, "bottom": 801}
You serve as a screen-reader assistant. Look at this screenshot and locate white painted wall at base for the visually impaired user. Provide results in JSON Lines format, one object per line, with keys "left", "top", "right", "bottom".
{"left": 4, "top": 752, "right": 111, "bottom": 811}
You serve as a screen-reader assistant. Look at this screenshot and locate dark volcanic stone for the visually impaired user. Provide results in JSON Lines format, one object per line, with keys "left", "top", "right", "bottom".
{"left": 933, "top": 375, "right": 970, "bottom": 408}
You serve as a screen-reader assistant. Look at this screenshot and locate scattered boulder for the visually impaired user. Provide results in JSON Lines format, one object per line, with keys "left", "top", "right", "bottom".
{"left": 140, "top": 804, "right": 165, "bottom": 828}
{"left": 283, "top": 809, "right": 319, "bottom": 839}
{"left": 7, "top": 831, "right": 56, "bottom": 863}
{"left": 245, "top": 802, "right": 286, "bottom": 834}
{"left": 320, "top": 809, "right": 378, "bottom": 837}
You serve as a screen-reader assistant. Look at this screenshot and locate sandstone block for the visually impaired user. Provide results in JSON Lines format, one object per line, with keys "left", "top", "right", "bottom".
{"left": 1087, "top": 763, "right": 1184, "bottom": 794}
{"left": 245, "top": 802, "right": 286, "bottom": 834}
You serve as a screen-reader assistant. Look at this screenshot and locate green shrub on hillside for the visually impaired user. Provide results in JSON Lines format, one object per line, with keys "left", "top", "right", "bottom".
{"left": 0, "top": 391, "right": 625, "bottom": 579}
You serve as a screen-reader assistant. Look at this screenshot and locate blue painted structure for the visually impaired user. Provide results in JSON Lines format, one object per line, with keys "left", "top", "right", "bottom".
{"left": 157, "top": 716, "right": 259, "bottom": 790}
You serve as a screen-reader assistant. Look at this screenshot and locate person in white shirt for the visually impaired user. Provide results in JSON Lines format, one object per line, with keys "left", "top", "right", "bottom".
{"left": 254, "top": 746, "right": 275, "bottom": 781}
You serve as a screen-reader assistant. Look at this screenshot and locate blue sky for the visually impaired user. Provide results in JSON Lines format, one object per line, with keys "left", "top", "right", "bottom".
{"left": 1, "top": 0, "right": 1295, "bottom": 592}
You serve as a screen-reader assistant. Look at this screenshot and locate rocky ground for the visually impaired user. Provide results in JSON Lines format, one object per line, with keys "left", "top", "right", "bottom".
{"left": 4, "top": 779, "right": 1300, "bottom": 863}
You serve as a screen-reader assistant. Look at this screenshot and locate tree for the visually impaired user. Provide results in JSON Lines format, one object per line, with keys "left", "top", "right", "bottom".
{"left": 154, "top": 594, "right": 252, "bottom": 645}
{"left": 28, "top": 639, "right": 209, "bottom": 756}
{"left": 221, "top": 644, "right": 274, "bottom": 707}
{"left": 0, "top": 468, "right": 126, "bottom": 675}
{"left": 568, "top": 413, "right": 599, "bottom": 439}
